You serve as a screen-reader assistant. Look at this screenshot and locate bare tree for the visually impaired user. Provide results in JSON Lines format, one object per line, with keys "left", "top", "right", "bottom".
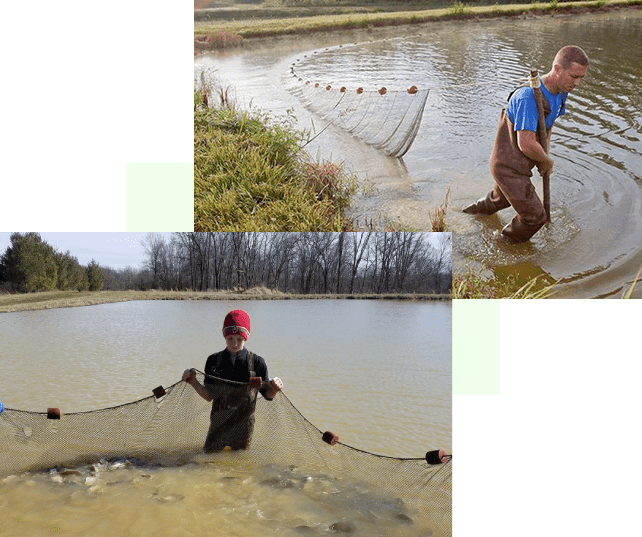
{"left": 137, "top": 232, "right": 451, "bottom": 295}
{"left": 433, "top": 233, "right": 452, "bottom": 293}
{"left": 142, "top": 233, "right": 167, "bottom": 289}
{"left": 335, "top": 232, "right": 346, "bottom": 294}
{"left": 348, "top": 233, "right": 371, "bottom": 294}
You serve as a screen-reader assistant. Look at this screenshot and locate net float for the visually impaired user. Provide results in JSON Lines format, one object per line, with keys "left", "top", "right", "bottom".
{"left": 322, "top": 431, "right": 339, "bottom": 445}
{"left": 356, "top": 87, "right": 364, "bottom": 94}
{"left": 378, "top": 87, "right": 387, "bottom": 95}
{"left": 425, "top": 449, "right": 451, "bottom": 464}
{"left": 249, "top": 376, "right": 264, "bottom": 389}
{"left": 407, "top": 85, "right": 418, "bottom": 94}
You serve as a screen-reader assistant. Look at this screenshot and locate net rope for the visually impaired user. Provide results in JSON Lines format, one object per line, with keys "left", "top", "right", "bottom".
{"left": 288, "top": 37, "right": 538, "bottom": 159}
{"left": 0, "top": 370, "right": 452, "bottom": 536}
{"left": 290, "top": 79, "right": 430, "bottom": 158}
{"left": 288, "top": 42, "right": 431, "bottom": 158}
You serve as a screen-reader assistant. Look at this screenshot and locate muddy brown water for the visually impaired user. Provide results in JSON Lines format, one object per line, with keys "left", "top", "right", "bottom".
{"left": 195, "top": 9, "right": 642, "bottom": 298}
{"left": 0, "top": 299, "right": 451, "bottom": 536}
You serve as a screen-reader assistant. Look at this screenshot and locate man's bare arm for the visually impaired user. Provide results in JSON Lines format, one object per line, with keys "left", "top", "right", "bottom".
{"left": 517, "top": 129, "right": 554, "bottom": 175}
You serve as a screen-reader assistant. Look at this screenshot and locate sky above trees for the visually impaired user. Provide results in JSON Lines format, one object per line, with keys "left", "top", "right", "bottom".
{"left": 0, "top": 233, "right": 171, "bottom": 270}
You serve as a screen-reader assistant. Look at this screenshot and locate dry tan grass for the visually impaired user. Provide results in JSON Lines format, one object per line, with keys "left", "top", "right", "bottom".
{"left": 0, "top": 288, "right": 449, "bottom": 313}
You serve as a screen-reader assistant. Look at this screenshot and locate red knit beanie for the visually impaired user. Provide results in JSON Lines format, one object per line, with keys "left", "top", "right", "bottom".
{"left": 222, "top": 310, "right": 251, "bottom": 341}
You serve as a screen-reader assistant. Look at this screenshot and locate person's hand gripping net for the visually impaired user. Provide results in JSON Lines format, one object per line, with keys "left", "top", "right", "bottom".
{"left": 266, "top": 377, "right": 283, "bottom": 399}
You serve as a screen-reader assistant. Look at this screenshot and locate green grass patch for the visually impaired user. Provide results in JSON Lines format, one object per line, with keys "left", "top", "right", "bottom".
{"left": 194, "top": 93, "right": 357, "bottom": 231}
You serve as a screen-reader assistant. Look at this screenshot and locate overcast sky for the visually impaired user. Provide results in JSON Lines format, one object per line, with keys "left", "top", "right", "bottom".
{"left": 0, "top": 232, "right": 171, "bottom": 270}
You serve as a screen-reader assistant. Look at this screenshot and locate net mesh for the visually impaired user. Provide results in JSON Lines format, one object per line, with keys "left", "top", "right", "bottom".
{"left": 290, "top": 82, "right": 429, "bottom": 158}
{"left": 0, "top": 370, "right": 451, "bottom": 536}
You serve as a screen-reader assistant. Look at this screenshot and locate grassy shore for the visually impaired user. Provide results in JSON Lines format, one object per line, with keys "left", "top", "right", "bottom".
{"left": 0, "top": 288, "right": 450, "bottom": 313}
{"left": 195, "top": 94, "right": 359, "bottom": 231}
{"left": 195, "top": 0, "right": 641, "bottom": 47}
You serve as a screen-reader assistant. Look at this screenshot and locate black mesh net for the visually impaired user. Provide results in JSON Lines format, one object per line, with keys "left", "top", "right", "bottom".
{"left": 0, "top": 370, "right": 451, "bottom": 536}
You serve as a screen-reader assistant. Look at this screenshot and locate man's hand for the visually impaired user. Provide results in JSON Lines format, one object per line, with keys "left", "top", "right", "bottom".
{"left": 536, "top": 155, "right": 554, "bottom": 177}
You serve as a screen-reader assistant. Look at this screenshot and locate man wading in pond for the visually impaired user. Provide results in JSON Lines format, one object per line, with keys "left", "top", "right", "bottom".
{"left": 463, "top": 45, "right": 589, "bottom": 243}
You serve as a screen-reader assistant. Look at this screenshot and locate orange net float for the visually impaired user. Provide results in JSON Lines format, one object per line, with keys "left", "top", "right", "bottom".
{"left": 249, "top": 376, "right": 264, "bottom": 389}
{"left": 356, "top": 87, "right": 364, "bottom": 94}
{"left": 425, "top": 449, "right": 451, "bottom": 465}
{"left": 47, "top": 407, "right": 61, "bottom": 420}
{"left": 407, "top": 85, "right": 418, "bottom": 94}
{"left": 322, "top": 431, "right": 339, "bottom": 445}
{"left": 378, "top": 87, "right": 387, "bottom": 95}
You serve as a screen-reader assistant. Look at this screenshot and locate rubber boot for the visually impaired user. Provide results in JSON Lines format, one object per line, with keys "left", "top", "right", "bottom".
{"left": 463, "top": 192, "right": 506, "bottom": 215}
{"left": 501, "top": 217, "right": 545, "bottom": 243}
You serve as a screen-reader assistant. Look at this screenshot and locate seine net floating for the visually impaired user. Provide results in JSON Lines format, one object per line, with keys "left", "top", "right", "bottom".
{"left": 289, "top": 51, "right": 429, "bottom": 158}
{"left": 0, "top": 371, "right": 451, "bottom": 536}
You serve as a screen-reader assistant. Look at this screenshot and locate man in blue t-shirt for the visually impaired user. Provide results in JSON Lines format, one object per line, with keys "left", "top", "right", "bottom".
{"left": 463, "top": 46, "right": 589, "bottom": 243}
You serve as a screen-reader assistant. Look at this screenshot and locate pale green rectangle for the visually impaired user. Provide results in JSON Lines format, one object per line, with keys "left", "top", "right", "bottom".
{"left": 126, "top": 163, "right": 193, "bottom": 231}
{"left": 452, "top": 300, "right": 500, "bottom": 395}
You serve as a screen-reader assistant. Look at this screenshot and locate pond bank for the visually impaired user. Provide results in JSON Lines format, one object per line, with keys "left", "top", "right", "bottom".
{"left": 194, "top": 0, "right": 642, "bottom": 50}
{"left": 0, "top": 288, "right": 451, "bottom": 313}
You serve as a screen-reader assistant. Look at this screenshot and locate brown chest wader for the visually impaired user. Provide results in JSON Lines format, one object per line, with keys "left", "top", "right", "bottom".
{"left": 465, "top": 88, "right": 555, "bottom": 242}
{"left": 203, "top": 351, "right": 258, "bottom": 452}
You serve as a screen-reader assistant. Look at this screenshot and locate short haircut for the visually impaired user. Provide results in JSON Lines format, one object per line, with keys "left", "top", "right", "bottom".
{"left": 554, "top": 46, "right": 589, "bottom": 70}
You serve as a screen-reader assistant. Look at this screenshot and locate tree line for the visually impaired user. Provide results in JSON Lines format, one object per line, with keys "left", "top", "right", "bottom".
{"left": 1, "top": 232, "right": 451, "bottom": 295}
{"left": 0, "top": 233, "right": 103, "bottom": 293}
{"left": 140, "top": 232, "right": 451, "bottom": 294}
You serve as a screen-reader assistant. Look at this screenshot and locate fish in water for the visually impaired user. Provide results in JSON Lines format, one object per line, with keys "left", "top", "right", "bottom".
{"left": 330, "top": 520, "right": 358, "bottom": 533}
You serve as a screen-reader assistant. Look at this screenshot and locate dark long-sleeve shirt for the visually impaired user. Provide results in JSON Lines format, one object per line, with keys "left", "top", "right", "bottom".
{"left": 204, "top": 348, "right": 272, "bottom": 400}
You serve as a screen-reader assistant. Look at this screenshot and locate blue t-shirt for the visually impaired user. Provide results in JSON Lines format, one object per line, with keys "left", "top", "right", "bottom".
{"left": 506, "top": 82, "right": 567, "bottom": 131}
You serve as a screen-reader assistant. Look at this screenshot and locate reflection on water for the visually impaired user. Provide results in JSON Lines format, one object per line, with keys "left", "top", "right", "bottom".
{"left": 0, "top": 300, "right": 451, "bottom": 536}
{"left": 195, "top": 9, "right": 642, "bottom": 297}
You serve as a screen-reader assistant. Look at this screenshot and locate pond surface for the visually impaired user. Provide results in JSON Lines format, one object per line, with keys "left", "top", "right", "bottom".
{"left": 195, "top": 9, "right": 642, "bottom": 298}
{"left": 0, "top": 300, "right": 451, "bottom": 536}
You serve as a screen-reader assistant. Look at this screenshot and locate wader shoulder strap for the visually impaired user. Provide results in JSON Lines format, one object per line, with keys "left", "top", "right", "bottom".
{"left": 507, "top": 83, "right": 553, "bottom": 116}
{"left": 506, "top": 84, "right": 527, "bottom": 103}
{"left": 247, "top": 351, "right": 256, "bottom": 379}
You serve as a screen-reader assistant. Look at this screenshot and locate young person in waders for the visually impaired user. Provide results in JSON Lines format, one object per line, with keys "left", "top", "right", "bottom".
{"left": 182, "top": 310, "right": 283, "bottom": 452}
{"left": 463, "top": 45, "right": 589, "bottom": 243}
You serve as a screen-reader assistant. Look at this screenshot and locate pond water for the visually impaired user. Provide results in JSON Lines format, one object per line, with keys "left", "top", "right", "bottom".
{"left": 195, "top": 9, "right": 642, "bottom": 298}
{"left": 0, "top": 300, "right": 451, "bottom": 536}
